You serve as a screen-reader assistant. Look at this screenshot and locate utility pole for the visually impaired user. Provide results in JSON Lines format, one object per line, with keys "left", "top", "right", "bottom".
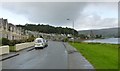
{"left": 73, "top": 20, "right": 74, "bottom": 44}
{"left": 67, "top": 19, "right": 74, "bottom": 44}
{"left": 90, "top": 30, "right": 95, "bottom": 40}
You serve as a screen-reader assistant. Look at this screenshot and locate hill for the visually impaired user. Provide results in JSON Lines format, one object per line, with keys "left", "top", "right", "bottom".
{"left": 78, "top": 27, "right": 119, "bottom": 38}
{"left": 16, "top": 24, "right": 78, "bottom": 35}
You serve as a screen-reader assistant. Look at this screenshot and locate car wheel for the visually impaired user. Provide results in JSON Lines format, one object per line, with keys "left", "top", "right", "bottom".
{"left": 35, "top": 47, "right": 38, "bottom": 50}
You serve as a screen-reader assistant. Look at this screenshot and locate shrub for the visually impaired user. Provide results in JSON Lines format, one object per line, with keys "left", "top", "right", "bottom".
{"left": 0, "top": 39, "right": 1, "bottom": 46}
{"left": 1, "top": 38, "right": 10, "bottom": 46}
{"left": 9, "top": 39, "right": 27, "bottom": 46}
{"left": 1, "top": 37, "right": 34, "bottom": 46}
{"left": 88, "top": 42, "right": 101, "bottom": 44}
{"left": 63, "top": 38, "right": 69, "bottom": 42}
{"left": 9, "top": 40, "right": 17, "bottom": 46}
{"left": 27, "top": 37, "right": 35, "bottom": 42}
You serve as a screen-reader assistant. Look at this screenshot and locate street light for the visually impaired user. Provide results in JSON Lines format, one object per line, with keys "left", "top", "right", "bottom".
{"left": 67, "top": 19, "right": 74, "bottom": 44}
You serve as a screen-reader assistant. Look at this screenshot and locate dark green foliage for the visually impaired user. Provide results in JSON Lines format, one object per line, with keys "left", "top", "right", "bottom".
{"left": 27, "top": 35, "right": 35, "bottom": 42}
{"left": 78, "top": 34, "right": 88, "bottom": 39}
{"left": 1, "top": 38, "right": 10, "bottom": 45}
{"left": 9, "top": 39, "right": 27, "bottom": 46}
{"left": 63, "top": 38, "right": 69, "bottom": 42}
{"left": 8, "top": 40, "right": 16, "bottom": 46}
{"left": 95, "top": 35, "right": 103, "bottom": 39}
{"left": 16, "top": 24, "right": 78, "bottom": 35}
{"left": 1, "top": 37, "right": 34, "bottom": 46}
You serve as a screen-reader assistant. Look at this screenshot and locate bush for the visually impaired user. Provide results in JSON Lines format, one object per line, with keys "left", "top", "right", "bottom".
{"left": 27, "top": 37, "right": 35, "bottom": 42}
{"left": 88, "top": 42, "right": 101, "bottom": 44}
{"left": 1, "top": 38, "right": 10, "bottom": 46}
{"left": 9, "top": 40, "right": 16, "bottom": 46}
{"left": 9, "top": 39, "right": 27, "bottom": 46}
{"left": 63, "top": 38, "right": 69, "bottom": 42}
{"left": 0, "top": 38, "right": 2, "bottom": 46}
{"left": 9, "top": 40, "right": 22, "bottom": 46}
{"left": 18, "top": 39, "right": 26, "bottom": 43}
{"left": 1, "top": 37, "right": 34, "bottom": 46}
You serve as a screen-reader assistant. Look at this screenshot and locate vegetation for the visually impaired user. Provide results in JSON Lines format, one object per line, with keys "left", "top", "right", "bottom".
{"left": 26, "top": 35, "right": 35, "bottom": 42}
{"left": 95, "top": 35, "right": 103, "bottom": 39}
{"left": 9, "top": 46, "right": 16, "bottom": 52}
{"left": 78, "top": 34, "right": 88, "bottom": 39}
{"left": 63, "top": 37, "right": 69, "bottom": 42}
{"left": 1, "top": 37, "right": 35, "bottom": 46}
{"left": 0, "top": 37, "right": 35, "bottom": 52}
{"left": 78, "top": 27, "right": 119, "bottom": 38}
{"left": 1, "top": 38, "right": 10, "bottom": 45}
{"left": 77, "top": 34, "right": 103, "bottom": 39}
{"left": 70, "top": 42, "right": 118, "bottom": 69}
{"left": 16, "top": 24, "right": 78, "bottom": 36}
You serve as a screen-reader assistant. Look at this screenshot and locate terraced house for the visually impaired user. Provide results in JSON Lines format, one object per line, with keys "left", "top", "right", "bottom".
{"left": 0, "top": 18, "right": 29, "bottom": 40}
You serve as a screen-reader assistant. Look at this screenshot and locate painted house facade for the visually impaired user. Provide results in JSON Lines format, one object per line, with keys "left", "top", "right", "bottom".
{"left": 0, "top": 18, "right": 29, "bottom": 40}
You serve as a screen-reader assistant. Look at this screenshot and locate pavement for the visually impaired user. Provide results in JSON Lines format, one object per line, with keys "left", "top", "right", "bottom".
{"left": 0, "top": 46, "right": 35, "bottom": 61}
{"left": 63, "top": 42, "right": 94, "bottom": 69}
{"left": 1, "top": 41, "right": 94, "bottom": 69}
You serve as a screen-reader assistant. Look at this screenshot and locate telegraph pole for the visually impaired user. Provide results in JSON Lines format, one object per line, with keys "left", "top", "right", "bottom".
{"left": 73, "top": 20, "right": 74, "bottom": 44}
{"left": 67, "top": 19, "right": 74, "bottom": 44}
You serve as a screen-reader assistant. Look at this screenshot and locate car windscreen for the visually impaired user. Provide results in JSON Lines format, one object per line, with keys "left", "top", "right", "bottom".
{"left": 43, "top": 40, "right": 45, "bottom": 42}
{"left": 35, "top": 39, "right": 42, "bottom": 43}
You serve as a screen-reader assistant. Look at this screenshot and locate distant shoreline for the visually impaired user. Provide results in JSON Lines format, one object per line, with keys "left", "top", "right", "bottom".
{"left": 83, "top": 38, "right": 119, "bottom": 44}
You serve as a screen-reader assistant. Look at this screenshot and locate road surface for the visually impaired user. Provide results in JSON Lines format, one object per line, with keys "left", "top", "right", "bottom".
{"left": 2, "top": 41, "right": 68, "bottom": 69}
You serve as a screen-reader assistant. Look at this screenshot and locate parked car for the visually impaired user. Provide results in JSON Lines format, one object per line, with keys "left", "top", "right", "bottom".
{"left": 34, "top": 38, "right": 46, "bottom": 49}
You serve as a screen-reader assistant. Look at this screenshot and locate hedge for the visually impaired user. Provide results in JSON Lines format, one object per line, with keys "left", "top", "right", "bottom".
{"left": 0, "top": 37, "right": 35, "bottom": 46}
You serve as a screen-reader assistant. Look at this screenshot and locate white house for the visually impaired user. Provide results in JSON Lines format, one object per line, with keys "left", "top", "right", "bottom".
{"left": 0, "top": 18, "right": 29, "bottom": 40}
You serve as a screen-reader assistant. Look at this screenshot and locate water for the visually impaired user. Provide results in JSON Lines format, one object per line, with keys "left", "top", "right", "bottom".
{"left": 84, "top": 38, "right": 119, "bottom": 44}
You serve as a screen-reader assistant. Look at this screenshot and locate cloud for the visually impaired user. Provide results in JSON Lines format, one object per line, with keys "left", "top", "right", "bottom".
{"left": 0, "top": 0, "right": 119, "bottom": 2}
{"left": 1, "top": 2, "right": 87, "bottom": 26}
{"left": 75, "top": 14, "right": 118, "bottom": 30}
{"left": 1, "top": 2, "right": 118, "bottom": 30}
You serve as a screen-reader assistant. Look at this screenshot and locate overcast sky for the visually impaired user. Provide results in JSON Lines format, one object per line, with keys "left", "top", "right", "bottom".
{"left": 0, "top": 2, "right": 118, "bottom": 30}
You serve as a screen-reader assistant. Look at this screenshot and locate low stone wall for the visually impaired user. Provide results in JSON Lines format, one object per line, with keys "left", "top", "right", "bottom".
{"left": 0, "top": 45, "right": 9, "bottom": 55}
{"left": 15, "top": 42, "right": 34, "bottom": 51}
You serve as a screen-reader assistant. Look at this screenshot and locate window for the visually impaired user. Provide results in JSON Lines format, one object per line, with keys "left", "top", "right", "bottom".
{"left": 12, "top": 36, "right": 14, "bottom": 40}
{"left": 35, "top": 40, "right": 42, "bottom": 43}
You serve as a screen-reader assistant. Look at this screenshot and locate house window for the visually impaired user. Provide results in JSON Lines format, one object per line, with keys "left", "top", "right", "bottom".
{"left": 12, "top": 36, "right": 14, "bottom": 40}
{"left": 4, "top": 26, "right": 6, "bottom": 30}
{"left": 7, "top": 34, "right": 8, "bottom": 39}
{"left": 8, "top": 26, "right": 10, "bottom": 31}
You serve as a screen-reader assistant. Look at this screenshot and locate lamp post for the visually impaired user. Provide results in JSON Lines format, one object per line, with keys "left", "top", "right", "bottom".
{"left": 67, "top": 19, "right": 74, "bottom": 44}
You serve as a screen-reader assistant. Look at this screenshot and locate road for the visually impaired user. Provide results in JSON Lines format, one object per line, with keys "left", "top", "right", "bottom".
{"left": 2, "top": 41, "right": 68, "bottom": 69}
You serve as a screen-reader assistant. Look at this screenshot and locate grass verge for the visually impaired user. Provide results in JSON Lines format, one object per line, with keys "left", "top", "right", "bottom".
{"left": 70, "top": 42, "right": 118, "bottom": 69}
{"left": 9, "top": 46, "right": 16, "bottom": 52}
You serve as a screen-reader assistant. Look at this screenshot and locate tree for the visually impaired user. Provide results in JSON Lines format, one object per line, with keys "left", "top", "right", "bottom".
{"left": 16, "top": 24, "right": 78, "bottom": 36}
{"left": 78, "top": 34, "right": 87, "bottom": 39}
{"left": 95, "top": 35, "right": 103, "bottom": 38}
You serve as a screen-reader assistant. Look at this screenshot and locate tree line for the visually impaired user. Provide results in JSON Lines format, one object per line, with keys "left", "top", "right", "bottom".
{"left": 16, "top": 24, "right": 78, "bottom": 35}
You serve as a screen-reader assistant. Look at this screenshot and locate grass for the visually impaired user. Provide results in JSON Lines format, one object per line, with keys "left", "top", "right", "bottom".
{"left": 70, "top": 42, "right": 118, "bottom": 69}
{"left": 9, "top": 46, "right": 16, "bottom": 52}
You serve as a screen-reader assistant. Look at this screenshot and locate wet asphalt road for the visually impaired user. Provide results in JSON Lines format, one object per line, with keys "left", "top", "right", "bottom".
{"left": 2, "top": 41, "right": 68, "bottom": 69}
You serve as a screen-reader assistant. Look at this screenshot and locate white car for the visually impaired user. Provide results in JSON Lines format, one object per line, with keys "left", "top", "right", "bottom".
{"left": 34, "top": 38, "right": 46, "bottom": 49}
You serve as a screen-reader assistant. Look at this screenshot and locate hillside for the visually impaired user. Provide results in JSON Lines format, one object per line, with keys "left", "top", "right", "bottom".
{"left": 16, "top": 24, "right": 78, "bottom": 35}
{"left": 78, "top": 27, "right": 119, "bottom": 38}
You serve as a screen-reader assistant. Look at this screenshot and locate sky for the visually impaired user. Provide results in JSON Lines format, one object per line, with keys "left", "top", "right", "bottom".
{"left": 0, "top": 1, "right": 118, "bottom": 31}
